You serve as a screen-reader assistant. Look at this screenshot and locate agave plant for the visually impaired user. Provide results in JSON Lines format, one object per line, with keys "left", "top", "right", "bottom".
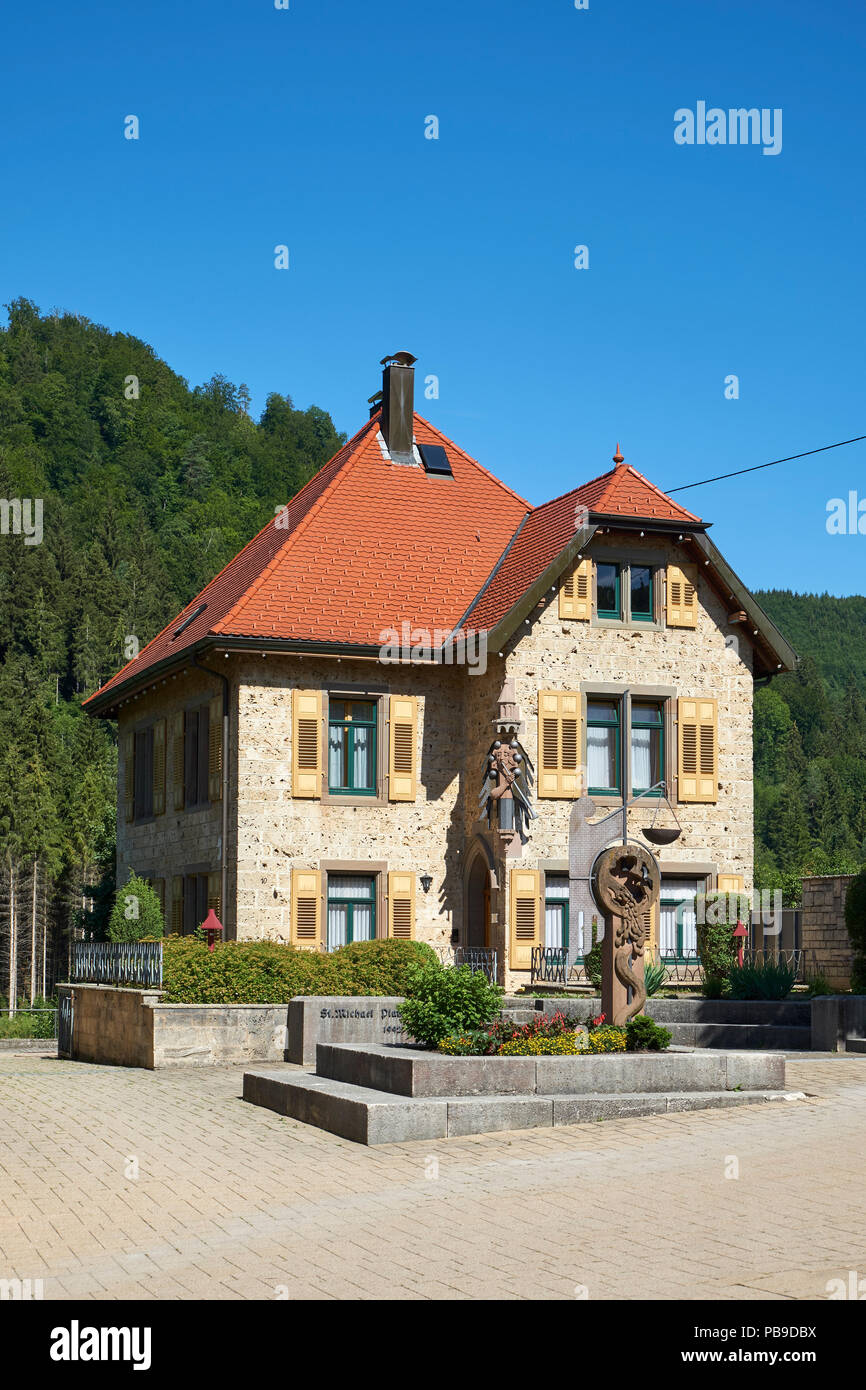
{"left": 642, "top": 956, "right": 668, "bottom": 998}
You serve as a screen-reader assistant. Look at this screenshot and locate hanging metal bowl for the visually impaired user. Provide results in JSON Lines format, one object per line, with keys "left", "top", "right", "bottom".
{"left": 643, "top": 825, "right": 682, "bottom": 846}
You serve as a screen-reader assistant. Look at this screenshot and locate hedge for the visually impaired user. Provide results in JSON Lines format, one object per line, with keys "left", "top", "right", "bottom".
{"left": 160, "top": 936, "right": 438, "bottom": 1004}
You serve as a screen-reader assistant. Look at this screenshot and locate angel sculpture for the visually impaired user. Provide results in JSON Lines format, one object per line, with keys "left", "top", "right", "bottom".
{"left": 479, "top": 737, "right": 537, "bottom": 841}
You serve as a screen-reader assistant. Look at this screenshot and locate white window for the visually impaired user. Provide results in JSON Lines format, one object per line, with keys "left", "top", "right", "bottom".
{"left": 659, "top": 878, "right": 700, "bottom": 959}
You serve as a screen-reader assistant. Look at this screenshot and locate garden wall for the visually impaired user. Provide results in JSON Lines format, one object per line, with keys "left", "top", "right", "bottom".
{"left": 800, "top": 875, "right": 856, "bottom": 990}
{"left": 58, "top": 984, "right": 288, "bottom": 1069}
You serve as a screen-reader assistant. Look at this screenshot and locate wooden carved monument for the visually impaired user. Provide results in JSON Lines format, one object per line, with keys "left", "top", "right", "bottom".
{"left": 593, "top": 843, "right": 660, "bottom": 1025}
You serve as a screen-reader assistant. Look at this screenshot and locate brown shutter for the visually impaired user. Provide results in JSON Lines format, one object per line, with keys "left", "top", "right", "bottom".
{"left": 291, "top": 869, "right": 322, "bottom": 948}
{"left": 208, "top": 694, "right": 223, "bottom": 803}
{"left": 677, "top": 697, "right": 718, "bottom": 802}
{"left": 207, "top": 871, "right": 222, "bottom": 921}
{"left": 559, "top": 557, "right": 591, "bottom": 620}
{"left": 388, "top": 695, "right": 417, "bottom": 801}
{"left": 154, "top": 878, "right": 166, "bottom": 926}
{"left": 666, "top": 563, "right": 698, "bottom": 628}
{"left": 641, "top": 900, "right": 659, "bottom": 955}
{"left": 387, "top": 872, "right": 415, "bottom": 939}
{"left": 537, "top": 691, "right": 581, "bottom": 797}
{"left": 152, "top": 719, "right": 166, "bottom": 816}
{"left": 170, "top": 875, "right": 183, "bottom": 934}
{"left": 170, "top": 711, "right": 185, "bottom": 811}
{"left": 122, "top": 732, "right": 135, "bottom": 823}
{"left": 292, "top": 691, "right": 322, "bottom": 798}
{"left": 509, "top": 868, "right": 541, "bottom": 971}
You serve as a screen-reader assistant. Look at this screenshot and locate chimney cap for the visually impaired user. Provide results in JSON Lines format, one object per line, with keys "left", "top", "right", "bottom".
{"left": 380, "top": 351, "right": 417, "bottom": 368}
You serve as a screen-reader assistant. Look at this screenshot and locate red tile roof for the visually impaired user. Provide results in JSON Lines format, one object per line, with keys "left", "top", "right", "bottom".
{"left": 467, "top": 462, "right": 702, "bottom": 632}
{"left": 85, "top": 413, "right": 530, "bottom": 706}
{"left": 85, "top": 429, "right": 707, "bottom": 709}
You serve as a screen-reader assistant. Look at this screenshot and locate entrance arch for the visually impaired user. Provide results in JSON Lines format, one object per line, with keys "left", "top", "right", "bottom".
{"left": 465, "top": 852, "right": 491, "bottom": 950}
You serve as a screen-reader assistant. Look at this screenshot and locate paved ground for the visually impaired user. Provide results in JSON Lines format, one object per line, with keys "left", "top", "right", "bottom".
{"left": 1, "top": 1050, "right": 865, "bottom": 1300}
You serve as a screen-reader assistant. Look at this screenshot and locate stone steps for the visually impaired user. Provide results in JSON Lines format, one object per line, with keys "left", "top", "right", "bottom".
{"left": 663, "top": 1023, "right": 810, "bottom": 1050}
{"left": 243, "top": 1068, "right": 804, "bottom": 1146}
{"left": 845, "top": 1037, "right": 866, "bottom": 1054}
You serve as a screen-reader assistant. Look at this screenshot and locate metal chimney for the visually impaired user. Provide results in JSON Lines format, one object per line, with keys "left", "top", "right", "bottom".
{"left": 380, "top": 351, "right": 417, "bottom": 464}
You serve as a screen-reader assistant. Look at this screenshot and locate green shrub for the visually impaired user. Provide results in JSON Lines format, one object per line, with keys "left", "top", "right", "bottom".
{"left": 625, "top": 1015, "right": 672, "bottom": 1051}
{"left": 696, "top": 919, "right": 738, "bottom": 996}
{"left": 108, "top": 872, "right": 164, "bottom": 943}
{"left": 161, "top": 936, "right": 438, "bottom": 1004}
{"left": 851, "top": 958, "right": 866, "bottom": 993}
{"left": 803, "top": 973, "right": 835, "bottom": 998}
{"left": 0, "top": 1006, "right": 57, "bottom": 1039}
{"left": 726, "top": 960, "right": 796, "bottom": 1000}
{"left": 397, "top": 963, "right": 502, "bottom": 1049}
{"left": 642, "top": 957, "right": 667, "bottom": 998}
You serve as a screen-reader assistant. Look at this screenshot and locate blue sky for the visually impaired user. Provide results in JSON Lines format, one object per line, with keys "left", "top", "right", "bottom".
{"left": 1, "top": 0, "right": 864, "bottom": 595}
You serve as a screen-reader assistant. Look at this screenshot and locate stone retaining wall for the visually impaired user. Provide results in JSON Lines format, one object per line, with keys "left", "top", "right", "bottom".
{"left": 801, "top": 875, "right": 856, "bottom": 990}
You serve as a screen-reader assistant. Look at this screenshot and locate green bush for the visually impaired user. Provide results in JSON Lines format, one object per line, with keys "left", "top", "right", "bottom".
{"left": 803, "top": 973, "right": 835, "bottom": 998}
{"left": 108, "top": 872, "right": 165, "bottom": 943}
{"left": 726, "top": 960, "right": 796, "bottom": 1000}
{"left": 697, "top": 919, "right": 739, "bottom": 996}
{"left": 161, "top": 936, "right": 437, "bottom": 1004}
{"left": 397, "top": 963, "right": 502, "bottom": 1049}
{"left": 584, "top": 918, "right": 602, "bottom": 991}
{"left": 851, "top": 958, "right": 866, "bottom": 993}
{"left": 625, "top": 1015, "right": 672, "bottom": 1051}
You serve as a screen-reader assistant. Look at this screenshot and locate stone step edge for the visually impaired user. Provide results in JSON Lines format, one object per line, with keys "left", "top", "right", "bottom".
{"left": 242, "top": 1069, "right": 805, "bottom": 1146}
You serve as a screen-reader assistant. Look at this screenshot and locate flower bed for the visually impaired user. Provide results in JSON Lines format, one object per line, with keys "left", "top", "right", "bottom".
{"left": 437, "top": 1010, "right": 671, "bottom": 1056}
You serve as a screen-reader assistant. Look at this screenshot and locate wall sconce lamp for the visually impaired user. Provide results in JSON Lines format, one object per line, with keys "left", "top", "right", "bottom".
{"left": 420, "top": 874, "right": 433, "bottom": 894}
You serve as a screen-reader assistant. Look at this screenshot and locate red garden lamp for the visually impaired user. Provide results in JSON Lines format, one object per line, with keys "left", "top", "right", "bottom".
{"left": 732, "top": 918, "right": 748, "bottom": 968}
{"left": 201, "top": 909, "right": 224, "bottom": 952}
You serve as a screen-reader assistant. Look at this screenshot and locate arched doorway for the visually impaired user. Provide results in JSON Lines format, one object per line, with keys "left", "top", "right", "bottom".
{"left": 466, "top": 853, "right": 491, "bottom": 950}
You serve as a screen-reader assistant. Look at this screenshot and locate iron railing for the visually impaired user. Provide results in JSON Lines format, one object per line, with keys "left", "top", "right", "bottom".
{"left": 531, "top": 947, "right": 569, "bottom": 984}
{"left": 70, "top": 941, "right": 163, "bottom": 989}
{"left": 57, "top": 995, "right": 73, "bottom": 1053}
{"left": 454, "top": 948, "right": 498, "bottom": 982}
{"left": 530, "top": 945, "right": 815, "bottom": 988}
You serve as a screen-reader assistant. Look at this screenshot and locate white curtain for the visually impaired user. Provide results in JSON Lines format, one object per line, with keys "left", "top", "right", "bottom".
{"left": 587, "top": 726, "right": 615, "bottom": 788}
{"left": 328, "top": 725, "right": 343, "bottom": 787}
{"left": 353, "top": 724, "right": 372, "bottom": 788}
{"left": 327, "top": 876, "right": 374, "bottom": 947}
{"left": 545, "top": 904, "right": 565, "bottom": 949}
{"left": 327, "top": 904, "right": 347, "bottom": 951}
{"left": 631, "top": 726, "right": 653, "bottom": 790}
{"left": 660, "top": 880, "right": 699, "bottom": 956}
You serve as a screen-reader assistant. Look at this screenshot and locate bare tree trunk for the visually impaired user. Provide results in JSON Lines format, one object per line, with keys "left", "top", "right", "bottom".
{"left": 8, "top": 862, "right": 16, "bottom": 1019}
{"left": 30, "top": 861, "right": 37, "bottom": 1004}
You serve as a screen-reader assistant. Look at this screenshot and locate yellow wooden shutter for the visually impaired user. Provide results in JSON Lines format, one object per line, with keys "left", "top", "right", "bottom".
{"left": 152, "top": 719, "right": 166, "bottom": 816}
{"left": 122, "top": 732, "right": 135, "bottom": 823}
{"left": 207, "top": 871, "right": 222, "bottom": 922}
{"left": 717, "top": 873, "right": 744, "bottom": 894}
{"left": 170, "top": 711, "right": 185, "bottom": 811}
{"left": 171, "top": 875, "right": 183, "bottom": 934}
{"left": 537, "top": 691, "right": 581, "bottom": 797}
{"left": 640, "top": 900, "right": 659, "bottom": 955}
{"left": 153, "top": 878, "right": 165, "bottom": 926}
{"left": 509, "top": 868, "right": 541, "bottom": 971}
{"left": 291, "top": 870, "right": 322, "bottom": 948}
{"left": 388, "top": 695, "right": 417, "bottom": 801}
{"left": 678, "top": 697, "right": 718, "bottom": 802}
{"left": 292, "top": 690, "right": 322, "bottom": 798}
{"left": 208, "top": 694, "right": 223, "bottom": 803}
{"left": 559, "top": 558, "right": 591, "bottom": 620}
{"left": 666, "top": 563, "right": 698, "bottom": 628}
{"left": 388, "top": 872, "right": 415, "bottom": 939}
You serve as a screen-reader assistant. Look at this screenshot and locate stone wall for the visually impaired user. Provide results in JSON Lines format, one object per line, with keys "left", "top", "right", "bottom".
{"left": 116, "top": 665, "right": 232, "bottom": 929}
{"left": 801, "top": 875, "right": 856, "bottom": 990}
{"left": 60, "top": 984, "right": 289, "bottom": 1068}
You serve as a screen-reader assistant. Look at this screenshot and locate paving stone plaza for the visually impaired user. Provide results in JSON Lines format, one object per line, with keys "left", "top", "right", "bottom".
{"left": 2, "top": 1049, "right": 865, "bottom": 1301}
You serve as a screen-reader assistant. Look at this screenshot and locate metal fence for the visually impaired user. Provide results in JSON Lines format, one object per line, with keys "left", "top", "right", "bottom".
{"left": 531, "top": 945, "right": 814, "bottom": 988}
{"left": 70, "top": 941, "right": 163, "bottom": 989}
{"left": 454, "top": 948, "right": 498, "bottom": 982}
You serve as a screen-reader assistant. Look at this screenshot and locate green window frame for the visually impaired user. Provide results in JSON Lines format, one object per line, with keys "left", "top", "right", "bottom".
{"left": 630, "top": 564, "right": 654, "bottom": 622}
{"left": 596, "top": 562, "right": 621, "bottom": 619}
{"left": 326, "top": 874, "right": 376, "bottom": 949}
{"left": 544, "top": 877, "right": 570, "bottom": 954}
{"left": 327, "top": 698, "right": 377, "bottom": 796}
{"left": 631, "top": 701, "right": 664, "bottom": 796}
{"left": 587, "top": 699, "right": 621, "bottom": 796}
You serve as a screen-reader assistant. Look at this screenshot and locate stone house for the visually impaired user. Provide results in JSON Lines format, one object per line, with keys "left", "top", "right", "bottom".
{"left": 85, "top": 352, "right": 796, "bottom": 987}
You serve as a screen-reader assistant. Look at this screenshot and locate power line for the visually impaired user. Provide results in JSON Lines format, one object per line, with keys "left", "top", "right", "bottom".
{"left": 666, "top": 434, "right": 866, "bottom": 494}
